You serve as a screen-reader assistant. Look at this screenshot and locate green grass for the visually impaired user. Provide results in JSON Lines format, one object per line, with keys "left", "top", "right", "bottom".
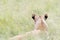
{"left": 0, "top": 0, "right": 60, "bottom": 40}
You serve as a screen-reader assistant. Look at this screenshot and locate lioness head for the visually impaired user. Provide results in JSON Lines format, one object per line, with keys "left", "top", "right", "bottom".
{"left": 32, "top": 14, "right": 48, "bottom": 31}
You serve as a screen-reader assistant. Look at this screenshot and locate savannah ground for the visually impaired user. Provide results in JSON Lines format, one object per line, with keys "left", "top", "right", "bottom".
{"left": 0, "top": 0, "right": 60, "bottom": 40}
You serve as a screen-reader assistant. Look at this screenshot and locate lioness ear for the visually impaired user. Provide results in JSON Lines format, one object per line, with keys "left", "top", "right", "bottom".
{"left": 32, "top": 14, "right": 35, "bottom": 20}
{"left": 44, "top": 14, "right": 48, "bottom": 20}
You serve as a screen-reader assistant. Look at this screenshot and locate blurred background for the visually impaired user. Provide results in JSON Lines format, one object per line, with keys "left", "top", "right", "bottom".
{"left": 0, "top": 0, "right": 60, "bottom": 40}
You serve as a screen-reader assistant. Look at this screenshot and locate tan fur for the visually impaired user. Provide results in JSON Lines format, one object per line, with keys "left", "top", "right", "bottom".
{"left": 34, "top": 15, "right": 48, "bottom": 31}
{"left": 10, "top": 30, "right": 40, "bottom": 40}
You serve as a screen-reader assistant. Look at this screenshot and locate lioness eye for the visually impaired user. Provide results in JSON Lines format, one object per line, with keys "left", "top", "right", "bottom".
{"left": 44, "top": 14, "right": 48, "bottom": 20}
{"left": 32, "top": 14, "right": 35, "bottom": 20}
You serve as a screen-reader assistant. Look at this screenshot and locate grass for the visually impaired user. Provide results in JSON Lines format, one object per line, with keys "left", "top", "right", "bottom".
{"left": 0, "top": 0, "right": 60, "bottom": 40}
